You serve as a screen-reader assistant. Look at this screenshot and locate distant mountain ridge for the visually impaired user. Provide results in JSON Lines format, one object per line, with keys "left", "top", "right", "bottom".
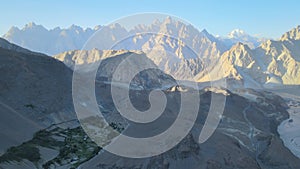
{"left": 3, "top": 19, "right": 262, "bottom": 56}
{"left": 3, "top": 19, "right": 300, "bottom": 87}
{"left": 3, "top": 22, "right": 99, "bottom": 55}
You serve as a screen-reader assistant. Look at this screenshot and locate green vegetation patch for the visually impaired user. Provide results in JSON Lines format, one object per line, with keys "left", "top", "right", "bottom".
{"left": 0, "top": 126, "right": 101, "bottom": 169}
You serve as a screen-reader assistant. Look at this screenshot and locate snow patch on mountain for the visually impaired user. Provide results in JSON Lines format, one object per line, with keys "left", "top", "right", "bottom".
{"left": 219, "top": 29, "right": 266, "bottom": 49}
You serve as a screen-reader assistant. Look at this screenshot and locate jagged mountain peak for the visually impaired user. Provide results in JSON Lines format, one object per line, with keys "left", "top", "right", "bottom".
{"left": 22, "top": 22, "right": 46, "bottom": 31}
{"left": 259, "top": 39, "right": 277, "bottom": 50}
{"left": 200, "top": 28, "right": 216, "bottom": 40}
{"left": 230, "top": 42, "right": 251, "bottom": 51}
{"left": 69, "top": 24, "right": 83, "bottom": 30}
{"left": 280, "top": 25, "right": 300, "bottom": 41}
{"left": 24, "top": 22, "right": 37, "bottom": 28}
{"left": 108, "top": 23, "right": 125, "bottom": 29}
{"left": 201, "top": 28, "right": 209, "bottom": 34}
{"left": 163, "top": 16, "right": 173, "bottom": 24}
{"left": 222, "top": 42, "right": 254, "bottom": 68}
{"left": 158, "top": 16, "right": 186, "bottom": 27}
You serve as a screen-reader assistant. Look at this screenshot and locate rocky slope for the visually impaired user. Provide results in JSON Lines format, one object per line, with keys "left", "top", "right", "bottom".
{"left": 54, "top": 49, "right": 176, "bottom": 89}
{"left": 0, "top": 37, "right": 42, "bottom": 55}
{"left": 54, "top": 49, "right": 131, "bottom": 69}
{"left": 197, "top": 26, "right": 300, "bottom": 88}
{"left": 79, "top": 85, "right": 300, "bottom": 169}
{"left": 0, "top": 38, "right": 76, "bottom": 155}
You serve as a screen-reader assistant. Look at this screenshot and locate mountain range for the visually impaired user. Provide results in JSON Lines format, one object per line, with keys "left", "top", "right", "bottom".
{"left": 198, "top": 26, "right": 300, "bottom": 87}
{"left": 2, "top": 20, "right": 263, "bottom": 56}
{"left": 2, "top": 18, "right": 300, "bottom": 88}
{"left": 1, "top": 39, "right": 300, "bottom": 168}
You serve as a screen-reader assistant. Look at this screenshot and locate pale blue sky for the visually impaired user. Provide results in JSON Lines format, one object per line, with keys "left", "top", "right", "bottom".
{"left": 1, "top": 0, "right": 300, "bottom": 38}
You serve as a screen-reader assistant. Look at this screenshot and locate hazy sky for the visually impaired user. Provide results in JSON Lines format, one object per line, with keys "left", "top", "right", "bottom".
{"left": 1, "top": 0, "right": 300, "bottom": 38}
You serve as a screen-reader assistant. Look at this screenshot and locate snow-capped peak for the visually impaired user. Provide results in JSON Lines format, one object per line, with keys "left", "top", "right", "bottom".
{"left": 228, "top": 29, "right": 248, "bottom": 39}
{"left": 220, "top": 29, "right": 264, "bottom": 49}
